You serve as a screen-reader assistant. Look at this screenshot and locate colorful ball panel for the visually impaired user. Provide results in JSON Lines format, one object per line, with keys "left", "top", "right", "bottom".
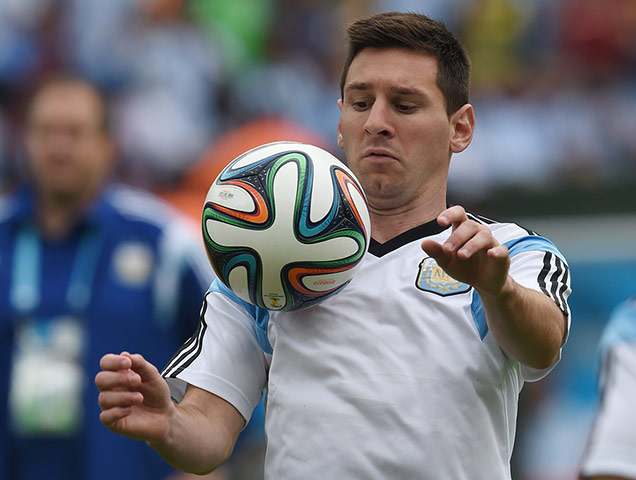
{"left": 202, "top": 141, "right": 370, "bottom": 311}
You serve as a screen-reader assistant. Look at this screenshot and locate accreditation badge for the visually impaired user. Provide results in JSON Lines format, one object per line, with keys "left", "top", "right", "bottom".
{"left": 9, "top": 316, "right": 87, "bottom": 436}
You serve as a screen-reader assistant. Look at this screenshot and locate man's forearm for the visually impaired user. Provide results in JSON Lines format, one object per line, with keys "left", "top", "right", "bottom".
{"left": 149, "top": 387, "right": 244, "bottom": 475}
{"left": 478, "top": 276, "right": 566, "bottom": 370}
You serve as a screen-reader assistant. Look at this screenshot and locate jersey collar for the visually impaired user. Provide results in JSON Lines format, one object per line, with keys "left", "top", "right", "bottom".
{"left": 369, "top": 218, "right": 447, "bottom": 258}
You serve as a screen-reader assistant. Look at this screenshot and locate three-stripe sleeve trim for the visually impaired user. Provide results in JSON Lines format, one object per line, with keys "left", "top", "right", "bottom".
{"left": 161, "top": 279, "right": 273, "bottom": 381}
{"left": 470, "top": 235, "right": 571, "bottom": 341}
{"left": 536, "top": 251, "right": 571, "bottom": 318}
{"left": 162, "top": 295, "right": 209, "bottom": 378}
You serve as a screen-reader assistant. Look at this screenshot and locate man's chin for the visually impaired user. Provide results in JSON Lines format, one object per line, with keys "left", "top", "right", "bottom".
{"left": 40, "top": 184, "right": 91, "bottom": 205}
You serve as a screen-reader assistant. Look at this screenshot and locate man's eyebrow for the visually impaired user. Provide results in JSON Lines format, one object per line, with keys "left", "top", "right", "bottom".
{"left": 344, "top": 82, "right": 371, "bottom": 93}
{"left": 390, "top": 86, "right": 426, "bottom": 97}
{"left": 344, "top": 82, "right": 427, "bottom": 97}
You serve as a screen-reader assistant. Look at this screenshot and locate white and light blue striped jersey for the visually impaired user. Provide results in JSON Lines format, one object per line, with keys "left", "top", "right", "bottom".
{"left": 164, "top": 213, "right": 571, "bottom": 480}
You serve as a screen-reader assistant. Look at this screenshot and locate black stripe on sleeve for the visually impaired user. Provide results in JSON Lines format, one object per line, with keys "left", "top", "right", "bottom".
{"left": 466, "top": 212, "right": 491, "bottom": 225}
{"left": 557, "top": 263, "right": 571, "bottom": 317}
{"left": 162, "top": 294, "right": 209, "bottom": 378}
{"left": 537, "top": 251, "right": 552, "bottom": 297}
{"left": 537, "top": 252, "right": 571, "bottom": 318}
{"left": 549, "top": 256, "right": 564, "bottom": 309}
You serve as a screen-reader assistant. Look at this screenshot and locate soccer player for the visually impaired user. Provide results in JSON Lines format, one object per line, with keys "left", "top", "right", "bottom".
{"left": 580, "top": 295, "right": 636, "bottom": 480}
{"left": 0, "top": 74, "right": 212, "bottom": 479}
{"left": 96, "top": 12, "right": 572, "bottom": 479}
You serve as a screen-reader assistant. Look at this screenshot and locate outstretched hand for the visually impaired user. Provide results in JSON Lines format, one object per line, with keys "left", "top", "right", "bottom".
{"left": 95, "top": 352, "right": 174, "bottom": 443}
{"left": 421, "top": 206, "right": 511, "bottom": 297}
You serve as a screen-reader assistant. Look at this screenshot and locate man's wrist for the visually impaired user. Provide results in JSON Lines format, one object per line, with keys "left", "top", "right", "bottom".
{"left": 476, "top": 275, "right": 516, "bottom": 302}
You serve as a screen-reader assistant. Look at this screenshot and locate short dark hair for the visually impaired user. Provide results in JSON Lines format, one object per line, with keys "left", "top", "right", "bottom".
{"left": 340, "top": 12, "right": 470, "bottom": 115}
{"left": 26, "top": 72, "right": 111, "bottom": 134}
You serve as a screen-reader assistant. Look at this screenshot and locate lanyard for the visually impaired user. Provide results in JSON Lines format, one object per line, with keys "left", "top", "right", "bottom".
{"left": 9, "top": 222, "right": 104, "bottom": 316}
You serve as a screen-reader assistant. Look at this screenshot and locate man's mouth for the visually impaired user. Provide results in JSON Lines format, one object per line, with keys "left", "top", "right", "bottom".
{"left": 362, "top": 148, "right": 397, "bottom": 161}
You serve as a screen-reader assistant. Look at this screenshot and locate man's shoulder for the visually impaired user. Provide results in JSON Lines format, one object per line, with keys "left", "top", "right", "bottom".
{"left": 599, "top": 295, "right": 636, "bottom": 355}
{"left": 101, "top": 184, "right": 205, "bottom": 267}
{"left": 466, "top": 210, "right": 536, "bottom": 240}
{"left": 465, "top": 210, "right": 568, "bottom": 264}
{"left": 0, "top": 190, "right": 26, "bottom": 227}
{"left": 0, "top": 195, "right": 16, "bottom": 221}
{"left": 102, "top": 183, "right": 193, "bottom": 230}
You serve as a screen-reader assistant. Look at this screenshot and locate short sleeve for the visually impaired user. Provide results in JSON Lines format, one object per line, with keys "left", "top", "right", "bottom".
{"left": 507, "top": 244, "right": 572, "bottom": 381}
{"left": 162, "top": 282, "right": 270, "bottom": 423}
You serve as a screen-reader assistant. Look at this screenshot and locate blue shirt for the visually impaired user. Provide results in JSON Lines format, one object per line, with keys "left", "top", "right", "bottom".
{"left": 0, "top": 184, "right": 213, "bottom": 480}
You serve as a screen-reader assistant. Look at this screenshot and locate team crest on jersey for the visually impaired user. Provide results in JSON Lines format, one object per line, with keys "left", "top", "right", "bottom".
{"left": 112, "top": 242, "right": 154, "bottom": 286}
{"left": 416, "top": 257, "right": 471, "bottom": 296}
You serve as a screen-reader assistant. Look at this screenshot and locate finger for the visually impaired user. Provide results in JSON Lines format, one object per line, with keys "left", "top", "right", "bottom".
{"left": 437, "top": 205, "right": 467, "bottom": 230}
{"left": 100, "top": 353, "right": 132, "bottom": 372}
{"left": 95, "top": 370, "right": 142, "bottom": 392}
{"left": 99, "top": 406, "right": 133, "bottom": 427}
{"left": 98, "top": 390, "right": 144, "bottom": 410}
{"left": 455, "top": 229, "right": 499, "bottom": 259}
{"left": 487, "top": 244, "right": 510, "bottom": 259}
{"left": 126, "top": 353, "right": 162, "bottom": 383}
{"left": 442, "top": 220, "right": 483, "bottom": 253}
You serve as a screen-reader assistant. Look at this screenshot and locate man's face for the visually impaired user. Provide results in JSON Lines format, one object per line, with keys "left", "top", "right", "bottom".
{"left": 25, "top": 83, "right": 112, "bottom": 204}
{"left": 338, "top": 47, "right": 467, "bottom": 212}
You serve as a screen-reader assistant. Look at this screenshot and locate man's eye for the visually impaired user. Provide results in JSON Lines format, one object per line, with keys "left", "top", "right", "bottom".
{"left": 352, "top": 101, "right": 370, "bottom": 110}
{"left": 396, "top": 104, "right": 416, "bottom": 113}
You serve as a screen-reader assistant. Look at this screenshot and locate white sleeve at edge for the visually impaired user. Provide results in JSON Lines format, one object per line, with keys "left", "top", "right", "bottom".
{"left": 164, "top": 291, "right": 269, "bottom": 423}
{"left": 508, "top": 250, "right": 571, "bottom": 382}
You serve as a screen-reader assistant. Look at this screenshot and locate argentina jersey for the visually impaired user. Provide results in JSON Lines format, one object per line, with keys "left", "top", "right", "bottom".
{"left": 163, "top": 212, "right": 571, "bottom": 480}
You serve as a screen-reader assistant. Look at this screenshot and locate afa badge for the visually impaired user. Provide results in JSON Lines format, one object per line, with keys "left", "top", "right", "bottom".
{"left": 112, "top": 242, "right": 154, "bottom": 287}
{"left": 416, "top": 257, "right": 471, "bottom": 296}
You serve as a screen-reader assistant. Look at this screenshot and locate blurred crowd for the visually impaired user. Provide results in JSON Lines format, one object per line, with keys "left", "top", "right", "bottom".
{"left": 1, "top": 0, "right": 635, "bottom": 204}
{"left": 1, "top": 2, "right": 634, "bottom": 480}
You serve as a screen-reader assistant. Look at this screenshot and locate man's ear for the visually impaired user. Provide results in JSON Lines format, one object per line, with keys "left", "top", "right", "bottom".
{"left": 336, "top": 98, "right": 344, "bottom": 149}
{"left": 450, "top": 104, "right": 475, "bottom": 154}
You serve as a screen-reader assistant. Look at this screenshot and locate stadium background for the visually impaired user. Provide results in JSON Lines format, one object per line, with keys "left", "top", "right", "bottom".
{"left": 1, "top": 0, "right": 635, "bottom": 478}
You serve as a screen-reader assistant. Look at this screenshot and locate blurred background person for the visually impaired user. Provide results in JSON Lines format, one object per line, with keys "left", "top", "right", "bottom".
{"left": 0, "top": 73, "right": 213, "bottom": 479}
{"left": 579, "top": 294, "right": 636, "bottom": 480}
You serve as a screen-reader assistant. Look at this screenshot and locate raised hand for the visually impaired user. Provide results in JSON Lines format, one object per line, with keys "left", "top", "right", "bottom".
{"left": 421, "top": 205, "right": 511, "bottom": 297}
{"left": 95, "top": 352, "right": 174, "bottom": 443}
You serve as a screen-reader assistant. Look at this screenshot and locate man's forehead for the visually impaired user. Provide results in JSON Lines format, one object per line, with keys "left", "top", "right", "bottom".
{"left": 29, "top": 86, "right": 102, "bottom": 123}
{"left": 344, "top": 48, "right": 438, "bottom": 86}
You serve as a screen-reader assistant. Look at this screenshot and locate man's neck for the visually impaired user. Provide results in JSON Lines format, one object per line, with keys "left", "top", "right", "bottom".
{"left": 36, "top": 192, "right": 92, "bottom": 240}
{"left": 369, "top": 199, "right": 445, "bottom": 244}
{"left": 370, "top": 209, "right": 442, "bottom": 243}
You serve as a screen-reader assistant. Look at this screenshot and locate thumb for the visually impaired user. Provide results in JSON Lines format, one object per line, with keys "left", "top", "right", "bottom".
{"left": 123, "top": 353, "right": 161, "bottom": 383}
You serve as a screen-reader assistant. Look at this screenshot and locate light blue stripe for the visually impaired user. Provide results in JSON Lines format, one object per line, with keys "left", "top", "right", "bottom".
{"left": 67, "top": 229, "right": 103, "bottom": 312}
{"left": 504, "top": 235, "right": 567, "bottom": 264}
{"left": 471, "top": 234, "right": 566, "bottom": 340}
{"left": 10, "top": 224, "right": 40, "bottom": 313}
{"left": 209, "top": 279, "right": 272, "bottom": 354}
{"left": 11, "top": 224, "right": 104, "bottom": 315}
{"left": 470, "top": 296, "right": 489, "bottom": 340}
{"left": 598, "top": 296, "right": 636, "bottom": 358}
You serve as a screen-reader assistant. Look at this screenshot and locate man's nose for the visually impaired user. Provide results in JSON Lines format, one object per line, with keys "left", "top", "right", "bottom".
{"left": 364, "top": 101, "right": 393, "bottom": 137}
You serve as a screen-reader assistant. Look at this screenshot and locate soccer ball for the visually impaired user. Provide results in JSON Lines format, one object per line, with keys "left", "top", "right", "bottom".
{"left": 202, "top": 141, "right": 371, "bottom": 311}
